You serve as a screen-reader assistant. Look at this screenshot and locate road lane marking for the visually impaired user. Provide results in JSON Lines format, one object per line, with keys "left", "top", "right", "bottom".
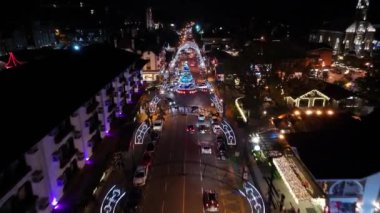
{"left": 161, "top": 200, "right": 165, "bottom": 213}
{"left": 183, "top": 174, "right": 186, "bottom": 213}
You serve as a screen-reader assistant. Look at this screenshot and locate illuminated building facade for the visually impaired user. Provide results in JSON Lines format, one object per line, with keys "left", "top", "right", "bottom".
{"left": 0, "top": 46, "right": 144, "bottom": 212}
{"left": 343, "top": 0, "right": 376, "bottom": 57}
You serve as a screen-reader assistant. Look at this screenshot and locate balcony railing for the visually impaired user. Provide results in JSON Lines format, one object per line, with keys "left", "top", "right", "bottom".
{"left": 89, "top": 121, "right": 100, "bottom": 134}
{"left": 54, "top": 125, "right": 73, "bottom": 144}
{"left": 76, "top": 152, "right": 84, "bottom": 161}
{"left": 59, "top": 148, "right": 76, "bottom": 169}
{"left": 74, "top": 131, "right": 82, "bottom": 139}
{"left": 108, "top": 103, "right": 116, "bottom": 113}
{"left": 86, "top": 101, "right": 99, "bottom": 114}
{"left": 31, "top": 170, "right": 44, "bottom": 183}
{"left": 37, "top": 197, "right": 49, "bottom": 210}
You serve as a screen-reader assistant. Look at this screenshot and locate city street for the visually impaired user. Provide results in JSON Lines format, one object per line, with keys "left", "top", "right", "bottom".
{"left": 140, "top": 113, "right": 250, "bottom": 213}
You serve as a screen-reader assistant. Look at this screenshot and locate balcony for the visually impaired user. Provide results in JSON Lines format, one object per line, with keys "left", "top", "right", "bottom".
{"left": 106, "top": 87, "right": 114, "bottom": 96}
{"left": 86, "top": 101, "right": 99, "bottom": 114}
{"left": 54, "top": 125, "right": 73, "bottom": 144}
{"left": 76, "top": 152, "right": 84, "bottom": 161}
{"left": 89, "top": 121, "right": 100, "bottom": 134}
{"left": 37, "top": 197, "right": 49, "bottom": 210}
{"left": 59, "top": 147, "right": 76, "bottom": 169}
{"left": 74, "top": 131, "right": 82, "bottom": 139}
{"left": 108, "top": 103, "right": 116, "bottom": 113}
{"left": 31, "top": 170, "right": 44, "bottom": 183}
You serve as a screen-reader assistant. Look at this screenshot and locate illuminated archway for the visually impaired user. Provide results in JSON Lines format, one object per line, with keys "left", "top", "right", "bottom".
{"left": 170, "top": 41, "right": 205, "bottom": 69}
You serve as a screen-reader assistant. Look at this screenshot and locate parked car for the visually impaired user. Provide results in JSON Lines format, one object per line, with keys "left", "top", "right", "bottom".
{"left": 186, "top": 124, "right": 195, "bottom": 133}
{"left": 133, "top": 166, "right": 149, "bottom": 186}
{"left": 153, "top": 120, "right": 163, "bottom": 131}
{"left": 141, "top": 152, "right": 152, "bottom": 167}
{"left": 199, "top": 125, "right": 208, "bottom": 134}
{"left": 201, "top": 146, "right": 212, "bottom": 154}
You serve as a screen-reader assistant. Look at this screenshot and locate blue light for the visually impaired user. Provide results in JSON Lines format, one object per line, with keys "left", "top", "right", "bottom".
{"left": 195, "top": 24, "right": 201, "bottom": 32}
{"left": 73, "top": 45, "right": 80, "bottom": 51}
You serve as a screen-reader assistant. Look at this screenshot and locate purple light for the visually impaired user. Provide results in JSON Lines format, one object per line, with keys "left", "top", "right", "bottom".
{"left": 85, "top": 157, "right": 90, "bottom": 161}
{"left": 54, "top": 204, "right": 61, "bottom": 210}
{"left": 85, "top": 159, "right": 93, "bottom": 165}
{"left": 51, "top": 198, "right": 58, "bottom": 206}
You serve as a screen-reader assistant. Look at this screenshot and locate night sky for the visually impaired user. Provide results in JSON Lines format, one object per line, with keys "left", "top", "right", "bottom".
{"left": 1, "top": 0, "right": 379, "bottom": 29}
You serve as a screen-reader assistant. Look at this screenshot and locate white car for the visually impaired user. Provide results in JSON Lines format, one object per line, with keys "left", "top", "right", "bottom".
{"left": 201, "top": 146, "right": 212, "bottom": 154}
{"left": 212, "top": 125, "right": 222, "bottom": 135}
{"left": 198, "top": 114, "right": 206, "bottom": 122}
{"left": 133, "top": 166, "right": 149, "bottom": 186}
{"left": 153, "top": 120, "right": 163, "bottom": 131}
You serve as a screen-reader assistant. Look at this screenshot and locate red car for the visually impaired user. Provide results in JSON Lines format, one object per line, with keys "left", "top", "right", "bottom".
{"left": 186, "top": 125, "right": 195, "bottom": 133}
{"left": 203, "top": 190, "right": 219, "bottom": 212}
{"left": 141, "top": 152, "right": 152, "bottom": 167}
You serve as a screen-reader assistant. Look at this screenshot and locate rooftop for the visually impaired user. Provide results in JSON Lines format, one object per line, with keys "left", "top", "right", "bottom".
{"left": 0, "top": 44, "right": 145, "bottom": 169}
{"left": 287, "top": 109, "right": 380, "bottom": 179}
{"left": 285, "top": 78, "right": 356, "bottom": 100}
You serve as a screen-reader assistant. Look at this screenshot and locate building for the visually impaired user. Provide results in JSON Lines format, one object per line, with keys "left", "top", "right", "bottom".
{"left": 310, "top": 0, "right": 376, "bottom": 57}
{"left": 146, "top": 7, "right": 154, "bottom": 31}
{"left": 343, "top": 0, "right": 376, "bottom": 57}
{"left": 0, "top": 45, "right": 145, "bottom": 212}
{"left": 309, "top": 29, "right": 345, "bottom": 55}
{"left": 287, "top": 109, "right": 380, "bottom": 213}
{"left": 284, "top": 80, "right": 363, "bottom": 110}
{"left": 141, "top": 50, "right": 159, "bottom": 82}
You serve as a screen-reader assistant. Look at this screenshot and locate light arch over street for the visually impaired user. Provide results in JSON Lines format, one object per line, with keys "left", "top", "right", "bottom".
{"left": 170, "top": 41, "right": 205, "bottom": 70}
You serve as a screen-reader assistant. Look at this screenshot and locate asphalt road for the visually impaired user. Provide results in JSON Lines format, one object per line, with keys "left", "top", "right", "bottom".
{"left": 139, "top": 88, "right": 250, "bottom": 213}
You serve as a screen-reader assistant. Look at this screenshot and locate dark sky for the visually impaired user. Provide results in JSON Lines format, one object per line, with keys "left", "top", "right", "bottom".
{"left": 148, "top": 0, "right": 380, "bottom": 26}
{"left": 1, "top": 0, "right": 379, "bottom": 29}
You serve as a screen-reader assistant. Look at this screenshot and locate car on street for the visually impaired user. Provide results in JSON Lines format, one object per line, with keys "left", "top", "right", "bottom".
{"left": 167, "top": 97, "right": 176, "bottom": 106}
{"left": 198, "top": 114, "right": 206, "bottom": 122}
{"left": 150, "top": 132, "right": 160, "bottom": 144}
{"left": 212, "top": 125, "right": 222, "bottom": 135}
{"left": 146, "top": 142, "right": 155, "bottom": 154}
{"left": 141, "top": 152, "right": 152, "bottom": 167}
{"left": 133, "top": 166, "right": 149, "bottom": 186}
{"left": 203, "top": 190, "right": 219, "bottom": 212}
{"left": 199, "top": 125, "right": 208, "bottom": 134}
{"left": 217, "top": 150, "right": 227, "bottom": 160}
{"left": 201, "top": 146, "right": 212, "bottom": 154}
{"left": 153, "top": 120, "right": 163, "bottom": 132}
{"left": 186, "top": 124, "right": 195, "bottom": 133}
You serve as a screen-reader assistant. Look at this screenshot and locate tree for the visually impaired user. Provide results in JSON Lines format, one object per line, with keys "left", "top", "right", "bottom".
{"left": 355, "top": 70, "right": 380, "bottom": 105}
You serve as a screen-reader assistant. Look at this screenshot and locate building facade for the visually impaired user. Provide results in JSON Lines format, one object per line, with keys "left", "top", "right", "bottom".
{"left": 309, "top": 30, "right": 344, "bottom": 55}
{"left": 343, "top": 0, "right": 376, "bottom": 57}
{"left": 319, "top": 172, "right": 380, "bottom": 213}
{"left": 0, "top": 48, "right": 143, "bottom": 213}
